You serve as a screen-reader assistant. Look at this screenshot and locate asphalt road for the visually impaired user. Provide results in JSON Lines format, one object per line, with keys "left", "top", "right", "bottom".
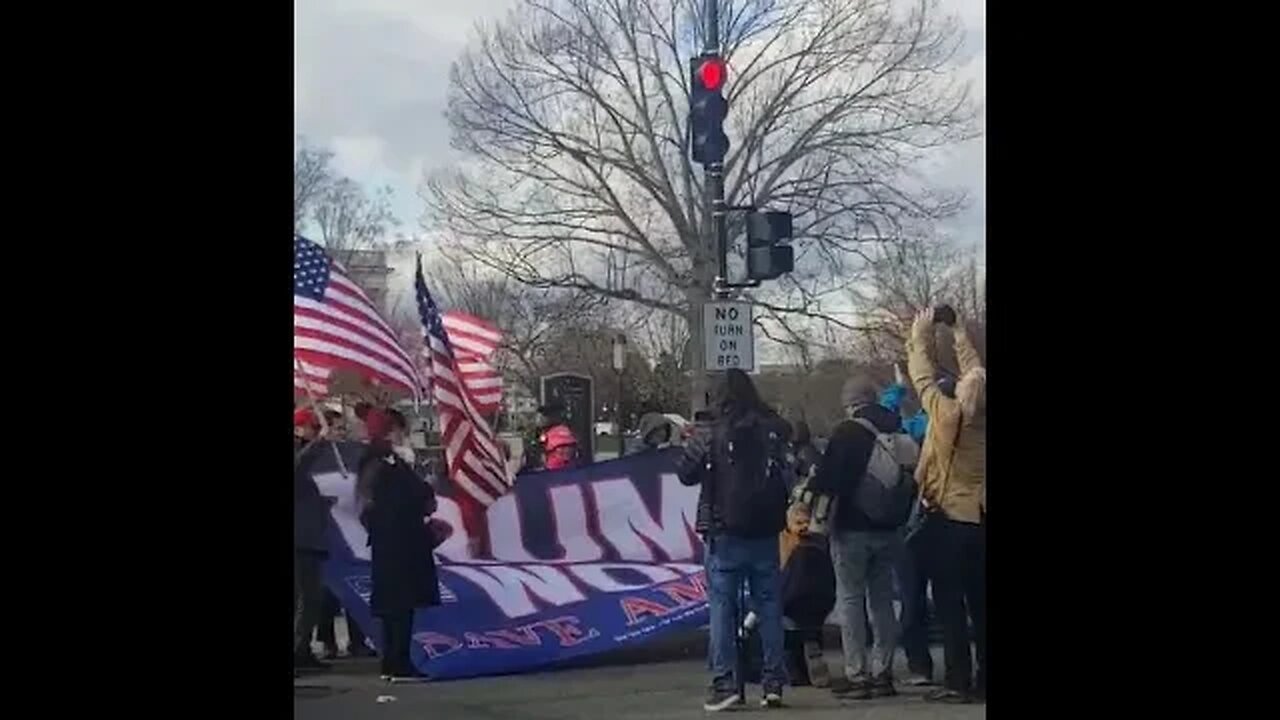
{"left": 294, "top": 644, "right": 985, "bottom": 720}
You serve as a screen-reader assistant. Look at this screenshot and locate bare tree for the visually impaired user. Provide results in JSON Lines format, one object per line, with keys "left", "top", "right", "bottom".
{"left": 755, "top": 357, "right": 877, "bottom": 436}
{"left": 391, "top": 254, "right": 615, "bottom": 397}
{"left": 635, "top": 306, "right": 692, "bottom": 369}
{"left": 425, "top": 0, "right": 978, "bottom": 408}
{"left": 295, "top": 138, "right": 400, "bottom": 263}
{"left": 843, "top": 226, "right": 984, "bottom": 370}
{"left": 294, "top": 141, "right": 334, "bottom": 230}
{"left": 313, "top": 179, "right": 399, "bottom": 265}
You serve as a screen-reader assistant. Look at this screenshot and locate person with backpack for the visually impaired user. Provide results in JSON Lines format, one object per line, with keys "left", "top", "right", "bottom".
{"left": 807, "top": 374, "right": 920, "bottom": 700}
{"left": 908, "top": 307, "right": 986, "bottom": 703}
{"left": 676, "top": 369, "right": 792, "bottom": 712}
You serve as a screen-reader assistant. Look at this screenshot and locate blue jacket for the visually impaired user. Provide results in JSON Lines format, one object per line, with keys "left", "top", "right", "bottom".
{"left": 878, "top": 383, "right": 927, "bottom": 445}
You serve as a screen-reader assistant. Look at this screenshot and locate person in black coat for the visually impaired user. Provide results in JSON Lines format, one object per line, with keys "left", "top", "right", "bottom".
{"left": 355, "top": 407, "right": 440, "bottom": 681}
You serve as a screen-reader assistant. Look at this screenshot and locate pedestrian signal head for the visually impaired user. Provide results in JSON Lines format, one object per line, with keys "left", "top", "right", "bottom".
{"left": 745, "top": 210, "right": 795, "bottom": 281}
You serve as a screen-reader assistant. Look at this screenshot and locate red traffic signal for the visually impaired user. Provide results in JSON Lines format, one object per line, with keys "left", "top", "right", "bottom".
{"left": 689, "top": 54, "right": 729, "bottom": 165}
{"left": 697, "top": 57, "right": 726, "bottom": 92}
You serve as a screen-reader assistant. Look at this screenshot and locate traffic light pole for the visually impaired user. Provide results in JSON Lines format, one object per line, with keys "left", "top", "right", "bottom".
{"left": 709, "top": 168, "right": 728, "bottom": 300}
{"left": 704, "top": 0, "right": 729, "bottom": 302}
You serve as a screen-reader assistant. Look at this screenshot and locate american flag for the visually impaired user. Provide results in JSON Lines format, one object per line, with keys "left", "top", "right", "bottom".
{"left": 294, "top": 235, "right": 422, "bottom": 402}
{"left": 415, "top": 256, "right": 512, "bottom": 522}
{"left": 428, "top": 311, "right": 504, "bottom": 415}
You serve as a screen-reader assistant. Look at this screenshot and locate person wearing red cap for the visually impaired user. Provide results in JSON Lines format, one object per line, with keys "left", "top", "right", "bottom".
{"left": 537, "top": 400, "right": 580, "bottom": 471}
{"left": 541, "top": 425, "right": 579, "bottom": 471}
{"left": 294, "top": 408, "right": 321, "bottom": 450}
{"left": 294, "top": 406, "right": 332, "bottom": 673}
{"left": 355, "top": 405, "right": 441, "bottom": 682}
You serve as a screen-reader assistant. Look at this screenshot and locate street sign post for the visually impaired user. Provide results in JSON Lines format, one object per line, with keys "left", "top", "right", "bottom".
{"left": 703, "top": 301, "right": 754, "bottom": 372}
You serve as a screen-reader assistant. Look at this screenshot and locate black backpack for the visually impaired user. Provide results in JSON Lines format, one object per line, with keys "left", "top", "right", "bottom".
{"left": 712, "top": 415, "right": 790, "bottom": 537}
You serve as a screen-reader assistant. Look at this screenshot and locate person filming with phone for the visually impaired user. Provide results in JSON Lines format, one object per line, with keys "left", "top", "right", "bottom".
{"left": 907, "top": 305, "right": 986, "bottom": 704}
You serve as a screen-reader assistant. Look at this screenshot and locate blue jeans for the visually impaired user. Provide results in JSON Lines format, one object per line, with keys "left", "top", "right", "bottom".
{"left": 706, "top": 534, "right": 786, "bottom": 693}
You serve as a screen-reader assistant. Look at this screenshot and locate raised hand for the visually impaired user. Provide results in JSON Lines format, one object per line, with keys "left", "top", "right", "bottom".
{"left": 911, "top": 307, "right": 935, "bottom": 344}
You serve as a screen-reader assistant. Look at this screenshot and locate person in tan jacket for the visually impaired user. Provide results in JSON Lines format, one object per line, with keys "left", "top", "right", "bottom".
{"left": 906, "top": 306, "right": 986, "bottom": 704}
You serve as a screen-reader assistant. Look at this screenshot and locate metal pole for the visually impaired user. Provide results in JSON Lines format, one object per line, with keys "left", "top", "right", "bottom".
{"left": 710, "top": 173, "right": 727, "bottom": 300}
{"left": 704, "top": 0, "right": 728, "bottom": 301}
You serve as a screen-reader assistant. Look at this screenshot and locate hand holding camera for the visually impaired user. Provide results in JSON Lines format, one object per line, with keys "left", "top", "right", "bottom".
{"left": 933, "top": 304, "right": 957, "bottom": 327}
{"left": 910, "top": 304, "right": 960, "bottom": 344}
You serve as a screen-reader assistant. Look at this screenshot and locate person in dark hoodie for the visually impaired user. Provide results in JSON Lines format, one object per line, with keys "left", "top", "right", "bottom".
{"left": 294, "top": 408, "right": 333, "bottom": 674}
{"left": 677, "top": 370, "right": 792, "bottom": 712}
{"left": 808, "top": 374, "right": 914, "bottom": 700}
{"left": 356, "top": 407, "right": 441, "bottom": 682}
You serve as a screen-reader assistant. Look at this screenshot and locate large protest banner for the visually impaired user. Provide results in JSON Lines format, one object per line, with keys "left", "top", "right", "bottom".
{"left": 308, "top": 444, "right": 708, "bottom": 680}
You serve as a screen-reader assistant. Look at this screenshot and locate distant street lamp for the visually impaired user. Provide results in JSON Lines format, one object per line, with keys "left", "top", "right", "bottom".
{"left": 612, "top": 334, "right": 627, "bottom": 438}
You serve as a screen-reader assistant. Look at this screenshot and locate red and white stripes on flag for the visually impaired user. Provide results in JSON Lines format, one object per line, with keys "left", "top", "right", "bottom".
{"left": 293, "top": 236, "right": 422, "bottom": 401}
{"left": 415, "top": 258, "right": 512, "bottom": 521}
{"left": 423, "top": 311, "right": 504, "bottom": 415}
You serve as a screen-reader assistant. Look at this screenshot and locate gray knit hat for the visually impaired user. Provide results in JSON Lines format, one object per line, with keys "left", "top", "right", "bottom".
{"left": 841, "top": 374, "right": 878, "bottom": 408}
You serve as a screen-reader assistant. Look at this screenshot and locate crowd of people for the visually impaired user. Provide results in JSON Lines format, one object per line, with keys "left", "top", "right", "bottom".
{"left": 293, "top": 306, "right": 986, "bottom": 703}
{"left": 677, "top": 306, "right": 987, "bottom": 710}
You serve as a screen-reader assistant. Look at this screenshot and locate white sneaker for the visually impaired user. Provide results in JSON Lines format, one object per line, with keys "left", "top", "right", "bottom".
{"left": 703, "top": 688, "right": 739, "bottom": 712}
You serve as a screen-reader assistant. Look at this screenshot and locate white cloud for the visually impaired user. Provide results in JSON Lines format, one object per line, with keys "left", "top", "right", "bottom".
{"left": 329, "top": 134, "right": 388, "bottom": 180}
{"left": 295, "top": 0, "right": 518, "bottom": 223}
{"left": 295, "top": 0, "right": 985, "bottom": 246}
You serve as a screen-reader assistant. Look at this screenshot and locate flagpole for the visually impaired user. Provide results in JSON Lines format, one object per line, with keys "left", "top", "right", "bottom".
{"left": 295, "top": 355, "right": 350, "bottom": 476}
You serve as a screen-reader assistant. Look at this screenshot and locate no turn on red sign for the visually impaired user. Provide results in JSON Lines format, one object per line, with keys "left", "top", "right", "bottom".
{"left": 704, "top": 301, "right": 754, "bottom": 372}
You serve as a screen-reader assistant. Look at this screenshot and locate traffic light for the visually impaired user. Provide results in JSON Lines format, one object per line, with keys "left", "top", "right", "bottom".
{"left": 689, "top": 54, "right": 729, "bottom": 165}
{"left": 746, "top": 210, "right": 795, "bottom": 281}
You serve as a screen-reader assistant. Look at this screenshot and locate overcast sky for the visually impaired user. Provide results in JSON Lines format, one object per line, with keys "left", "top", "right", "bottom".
{"left": 295, "top": 0, "right": 985, "bottom": 251}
